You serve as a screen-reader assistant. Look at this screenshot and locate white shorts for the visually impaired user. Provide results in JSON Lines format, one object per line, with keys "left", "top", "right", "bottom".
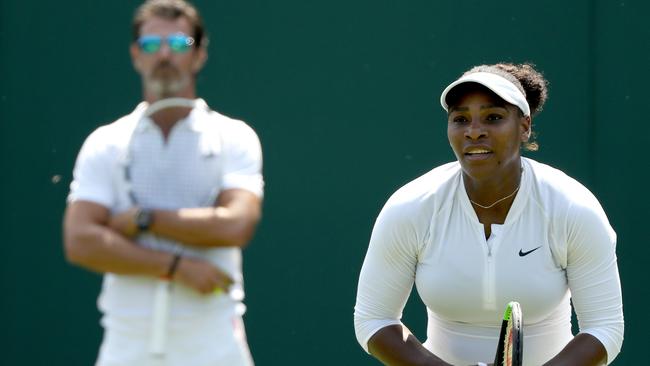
{"left": 95, "top": 309, "right": 254, "bottom": 366}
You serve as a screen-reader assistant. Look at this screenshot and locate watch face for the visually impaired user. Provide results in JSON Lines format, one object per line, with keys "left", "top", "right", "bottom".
{"left": 137, "top": 209, "right": 152, "bottom": 231}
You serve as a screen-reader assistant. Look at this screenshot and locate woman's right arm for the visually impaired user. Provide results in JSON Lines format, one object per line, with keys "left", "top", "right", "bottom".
{"left": 354, "top": 197, "right": 450, "bottom": 366}
{"left": 368, "top": 324, "right": 451, "bottom": 366}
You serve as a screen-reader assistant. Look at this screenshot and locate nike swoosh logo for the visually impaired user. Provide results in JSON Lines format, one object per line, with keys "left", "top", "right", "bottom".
{"left": 518, "top": 246, "right": 542, "bottom": 257}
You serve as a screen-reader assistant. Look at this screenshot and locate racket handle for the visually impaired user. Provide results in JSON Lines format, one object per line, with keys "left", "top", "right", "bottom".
{"left": 149, "top": 280, "right": 171, "bottom": 356}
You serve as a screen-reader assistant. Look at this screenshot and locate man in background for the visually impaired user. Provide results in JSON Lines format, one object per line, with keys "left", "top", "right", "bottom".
{"left": 63, "top": 0, "right": 263, "bottom": 364}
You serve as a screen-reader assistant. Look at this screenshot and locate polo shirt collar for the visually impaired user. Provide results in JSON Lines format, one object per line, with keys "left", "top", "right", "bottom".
{"left": 131, "top": 98, "right": 211, "bottom": 133}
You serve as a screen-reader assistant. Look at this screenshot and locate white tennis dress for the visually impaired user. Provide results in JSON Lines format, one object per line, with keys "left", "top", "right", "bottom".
{"left": 69, "top": 99, "right": 263, "bottom": 366}
{"left": 354, "top": 158, "right": 623, "bottom": 365}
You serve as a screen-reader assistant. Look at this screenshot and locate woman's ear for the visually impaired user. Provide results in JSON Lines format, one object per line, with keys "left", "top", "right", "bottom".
{"left": 521, "top": 115, "right": 532, "bottom": 142}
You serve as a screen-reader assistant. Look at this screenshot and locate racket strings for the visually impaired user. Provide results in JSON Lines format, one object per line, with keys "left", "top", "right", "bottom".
{"left": 127, "top": 138, "right": 219, "bottom": 208}
{"left": 504, "top": 318, "right": 514, "bottom": 366}
{"left": 124, "top": 99, "right": 221, "bottom": 210}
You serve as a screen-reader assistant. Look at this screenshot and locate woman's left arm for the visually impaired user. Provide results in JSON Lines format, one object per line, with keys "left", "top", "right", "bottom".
{"left": 544, "top": 333, "right": 606, "bottom": 365}
{"left": 547, "top": 196, "right": 624, "bottom": 365}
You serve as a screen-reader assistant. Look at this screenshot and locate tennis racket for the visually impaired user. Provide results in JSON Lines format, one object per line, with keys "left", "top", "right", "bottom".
{"left": 494, "top": 301, "right": 523, "bottom": 366}
{"left": 122, "top": 97, "right": 198, "bottom": 357}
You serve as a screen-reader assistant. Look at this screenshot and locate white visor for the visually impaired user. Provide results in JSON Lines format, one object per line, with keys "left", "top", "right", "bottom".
{"left": 440, "top": 72, "right": 530, "bottom": 117}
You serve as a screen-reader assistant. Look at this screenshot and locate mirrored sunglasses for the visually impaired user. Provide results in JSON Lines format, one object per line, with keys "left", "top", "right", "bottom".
{"left": 137, "top": 33, "right": 195, "bottom": 54}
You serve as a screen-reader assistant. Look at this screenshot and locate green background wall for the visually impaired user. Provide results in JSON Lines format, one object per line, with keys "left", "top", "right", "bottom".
{"left": 1, "top": 1, "right": 647, "bottom": 364}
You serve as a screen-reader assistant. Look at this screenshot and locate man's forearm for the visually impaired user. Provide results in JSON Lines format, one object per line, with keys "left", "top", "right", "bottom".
{"left": 148, "top": 206, "right": 259, "bottom": 248}
{"left": 107, "top": 189, "right": 262, "bottom": 248}
{"left": 65, "top": 221, "right": 171, "bottom": 277}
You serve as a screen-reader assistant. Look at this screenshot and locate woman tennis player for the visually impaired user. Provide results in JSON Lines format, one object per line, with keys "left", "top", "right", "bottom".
{"left": 354, "top": 63, "right": 624, "bottom": 365}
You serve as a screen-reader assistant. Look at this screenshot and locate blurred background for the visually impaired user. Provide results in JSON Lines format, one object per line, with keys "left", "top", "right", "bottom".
{"left": 1, "top": 0, "right": 647, "bottom": 364}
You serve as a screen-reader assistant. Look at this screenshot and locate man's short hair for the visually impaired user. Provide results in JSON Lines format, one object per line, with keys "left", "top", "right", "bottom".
{"left": 132, "top": 0, "right": 207, "bottom": 48}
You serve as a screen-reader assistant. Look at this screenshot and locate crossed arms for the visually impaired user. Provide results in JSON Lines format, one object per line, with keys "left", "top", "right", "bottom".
{"left": 63, "top": 188, "right": 261, "bottom": 294}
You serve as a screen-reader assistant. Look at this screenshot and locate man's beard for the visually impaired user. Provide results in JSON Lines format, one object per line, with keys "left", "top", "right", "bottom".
{"left": 145, "top": 61, "right": 191, "bottom": 98}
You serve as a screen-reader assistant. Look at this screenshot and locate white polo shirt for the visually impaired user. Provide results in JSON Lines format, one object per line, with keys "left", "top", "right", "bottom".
{"left": 68, "top": 99, "right": 263, "bottom": 321}
{"left": 354, "top": 158, "right": 623, "bottom": 365}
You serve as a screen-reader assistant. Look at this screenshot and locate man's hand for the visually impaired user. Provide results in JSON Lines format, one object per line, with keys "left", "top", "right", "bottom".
{"left": 174, "top": 256, "right": 234, "bottom": 295}
{"left": 108, "top": 208, "right": 139, "bottom": 237}
{"left": 108, "top": 208, "right": 233, "bottom": 295}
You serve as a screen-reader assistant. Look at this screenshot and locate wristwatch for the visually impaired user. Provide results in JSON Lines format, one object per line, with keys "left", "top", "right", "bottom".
{"left": 135, "top": 208, "right": 154, "bottom": 232}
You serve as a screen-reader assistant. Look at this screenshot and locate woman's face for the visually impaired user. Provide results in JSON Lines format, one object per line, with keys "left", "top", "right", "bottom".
{"left": 446, "top": 88, "right": 531, "bottom": 182}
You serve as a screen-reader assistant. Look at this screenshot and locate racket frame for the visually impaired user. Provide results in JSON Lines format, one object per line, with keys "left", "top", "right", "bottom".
{"left": 494, "top": 301, "right": 523, "bottom": 366}
{"left": 122, "top": 98, "right": 198, "bottom": 357}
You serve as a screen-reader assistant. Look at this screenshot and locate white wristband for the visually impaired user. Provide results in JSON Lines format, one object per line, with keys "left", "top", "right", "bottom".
{"left": 477, "top": 362, "right": 488, "bottom": 366}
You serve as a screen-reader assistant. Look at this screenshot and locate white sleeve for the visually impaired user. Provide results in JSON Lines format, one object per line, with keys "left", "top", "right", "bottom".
{"left": 221, "top": 120, "right": 264, "bottom": 198}
{"left": 566, "top": 198, "right": 624, "bottom": 364}
{"left": 354, "top": 198, "right": 420, "bottom": 353}
{"left": 67, "top": 129, "right": 115, "bottom": 207}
